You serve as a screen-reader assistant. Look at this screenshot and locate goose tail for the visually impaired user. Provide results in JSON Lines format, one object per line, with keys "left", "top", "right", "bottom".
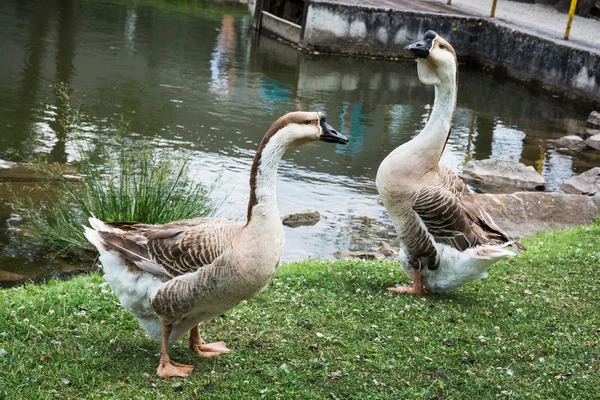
{"left": 503, "top": 240, "right": 526, "bottom": 256}
{"left": 83, "top": 217, "right": 116, "bottom": 253}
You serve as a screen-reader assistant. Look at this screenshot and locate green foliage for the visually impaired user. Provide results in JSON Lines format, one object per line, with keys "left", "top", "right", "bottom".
{"left": 11, "top": 84, "right": 219, "bottom": 261}
{"left": 0, "top": 222, "right": 598, "bottom": 399}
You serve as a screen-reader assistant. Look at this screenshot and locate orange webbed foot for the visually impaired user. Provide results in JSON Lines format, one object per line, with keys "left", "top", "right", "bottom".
{"left": 157, "top": 360, "right": 193, "bottom": 378}
{"left": 188, "top": 341, "right": 231, "bottom": 357}
{"left": 387, "top": 283, "right": 428, "bottom": 295}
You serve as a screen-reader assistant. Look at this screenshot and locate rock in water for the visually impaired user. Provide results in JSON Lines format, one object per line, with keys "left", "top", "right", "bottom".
{"left": 554, "top": 135, "right": 588, "bottom": 151}
{"left": 282, "top": 210, "right": 320, "bottom": 228}
{"left": 561, "top": 168, "right": 600, "bottom": 196}
{"left": 586, "top": 111, "right": 600, "bottom": 129}
{"left": 584, "top": 133, "right": 600, "bottom": 150}
{"left": 460, "top": 159, "right": 546, "bottom": 193}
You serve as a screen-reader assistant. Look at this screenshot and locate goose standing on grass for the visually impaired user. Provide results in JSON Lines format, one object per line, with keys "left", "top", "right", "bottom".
{"left": 84, "top": 112, "right": 348, "bottom": 377}
{"left": 375, "top": 31, "right": 524, "bottom": 294}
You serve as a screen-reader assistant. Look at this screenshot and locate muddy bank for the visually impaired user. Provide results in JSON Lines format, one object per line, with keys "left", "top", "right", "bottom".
{"left": 0, "top": 163, "right": 90, "bottom": 288}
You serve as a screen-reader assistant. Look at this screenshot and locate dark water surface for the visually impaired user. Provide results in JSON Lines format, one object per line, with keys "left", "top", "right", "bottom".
{"left": 0, "top": 0, "right": 595, "bottom": 284}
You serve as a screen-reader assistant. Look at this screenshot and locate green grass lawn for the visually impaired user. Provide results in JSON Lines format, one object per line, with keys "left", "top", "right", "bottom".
{"left": 1, "top": 223, "right": 599, "bottom": 399}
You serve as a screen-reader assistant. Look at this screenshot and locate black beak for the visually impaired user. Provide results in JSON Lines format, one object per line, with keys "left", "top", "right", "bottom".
{"left": 319, "top": 120, "right": 348, "bottom": 145}
{"left": 404, "top": 30, "right": 436, "bottom": 58}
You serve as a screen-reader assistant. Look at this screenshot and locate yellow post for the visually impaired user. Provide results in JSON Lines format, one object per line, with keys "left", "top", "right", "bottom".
{"left": 447, "top": 0, "right": 452, "bottom": 4}
{"left": 490, "top": 0, "right": 498, "bottom": 17}
{"left": 564, "top": 0, "right": 578, "bottom": 40}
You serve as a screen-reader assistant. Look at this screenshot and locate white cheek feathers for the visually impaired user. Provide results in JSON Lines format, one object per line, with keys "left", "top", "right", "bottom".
{"left": 316, "top": 112, "right": 322, "bottom": 135}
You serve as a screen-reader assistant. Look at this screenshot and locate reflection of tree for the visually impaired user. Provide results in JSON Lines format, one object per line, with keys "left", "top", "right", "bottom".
{"left": 8, "top": 0, "right": 52, "bottom": 159}
{"left": 472, "top": 114, "right": 495, "bottom": 161}
{"left": 50, "top": 0, "right": 80, "bottom": 163}
{"left": 209, "top": 15, "right": 237, "bottom": 98}
{"left": 463, "top": 110, "right": 476, "bottom": 164}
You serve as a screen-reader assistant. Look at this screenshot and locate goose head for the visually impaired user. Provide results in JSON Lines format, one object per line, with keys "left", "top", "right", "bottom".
{"left": 405, "top": 30, "right": 457, "bottom": 86}
{"left": 266, "top": 111, "right": 348, "bottom": 147}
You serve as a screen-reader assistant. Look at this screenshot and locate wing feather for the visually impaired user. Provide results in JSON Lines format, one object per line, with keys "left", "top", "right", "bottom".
{"left": 94, "top": 218, "right": 242, "bottom": 278}
{"left": 413, "top": 167, "right": 524, "bottom": 253}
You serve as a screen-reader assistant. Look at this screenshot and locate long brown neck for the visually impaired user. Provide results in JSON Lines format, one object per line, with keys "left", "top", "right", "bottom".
{"left": 412, "top": 63, "right": 458, "bottom": 165}
{"left": 246, "top": 121, "right": 289, "bottom": 224}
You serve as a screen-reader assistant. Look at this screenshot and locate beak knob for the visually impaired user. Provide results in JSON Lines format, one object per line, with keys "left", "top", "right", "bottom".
{"left": 405, "top": 30, "right": 437, "bottom": 58}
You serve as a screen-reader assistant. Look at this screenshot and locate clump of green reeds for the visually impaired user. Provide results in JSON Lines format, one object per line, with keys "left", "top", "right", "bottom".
{"left": 12, "top": 83, "right": 219, "bottom": 261}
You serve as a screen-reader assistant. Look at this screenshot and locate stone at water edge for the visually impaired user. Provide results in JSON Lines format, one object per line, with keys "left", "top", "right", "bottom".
{"left": 281, "top": 209, "right": 320, "bottom": 228}
{"left": 332, "top": 249, "right": 383, "bottom": 261}
{"left": 333, "top": 241, "right": 398, "bottom": 261}
{"left": 561, "top": 167, "right": 600, "bottom": 196}
{"left": 586, "top": 110, "right": 600, "bottom": 129}
{"left": 0, "top": 161, "right": 81, "bottom": 182}
{"left": 554, "top": 135, "right": 588, "bottom": 151}
{"left": 584, "top": 133, "right": 600, "bottom": 151}
{"left": 371, "top": 241, "right": 398, "bottom": 258}
{"left": 460, "top": 159, "right": 546, "bottom": 193}
{"left": 475, "top": 192, "right": 599, "bottom": 239}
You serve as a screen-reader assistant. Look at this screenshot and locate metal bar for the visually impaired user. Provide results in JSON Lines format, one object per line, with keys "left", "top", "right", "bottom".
{"left": 252, "top": 0, "right": 264, "bottom": 30}
{"left": 300, "top": 0, "right": 310, "bottom": 41}
{"left": 564, "top": 0, "right": 578, "bottom": 40}
{"left": 490, "top": 0, "right": 498, "bottom": 17}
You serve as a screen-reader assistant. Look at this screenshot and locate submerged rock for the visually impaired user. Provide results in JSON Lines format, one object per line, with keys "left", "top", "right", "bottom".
{"left": 282, "top": 210, "right": 320, "bottom": 228}
{"left": 586, "top": 110, "right": 600, "bottom": 129}
{"left": 461, "top": 159, "right": 546, "bottom": 193}
{"left": 554, "top": 135, "right": 588, "bottom": 151}
{"left": 0, "top": 269, "right": 27, "bottom": 282}
{"left": 584, "top": 133, "right": 600, "bottom": 150}
{"left": 332, "top": 249, "right": 382, "bottom": 260}
{"left": 475, "top": 192, "right": 599, "bottom": 238}
{"left": 561, "top": 168, "right": 600, "bottom": 195}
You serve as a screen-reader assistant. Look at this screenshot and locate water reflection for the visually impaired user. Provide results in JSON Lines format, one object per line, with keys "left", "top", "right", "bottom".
{"left": 209, "top": 14, "right": 237, "bottom": 98}
{"left": 0, "top": 0, "right": 595, "bottom": 284}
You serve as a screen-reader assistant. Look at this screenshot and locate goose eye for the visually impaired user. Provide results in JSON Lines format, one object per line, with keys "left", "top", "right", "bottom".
{"left": 439, "top": 44, "right": 445, "bottom": 49}
{"left": 304, "top": 120, "right": 312, "bottom": 125}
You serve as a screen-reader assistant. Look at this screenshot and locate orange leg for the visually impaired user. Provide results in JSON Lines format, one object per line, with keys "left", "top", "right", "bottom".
{"left": 187, "top": 325, "right": 231, "bottom": 357}
{"left": 387, "top": 269, "right": 428, "bottom": 295}
{"left": 156, "top": 324, "right": 194, "bottom": 378}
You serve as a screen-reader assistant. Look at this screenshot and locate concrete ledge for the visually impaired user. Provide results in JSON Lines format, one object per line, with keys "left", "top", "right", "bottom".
{"left": 262, "top": 11, "right": 302, "bottom": 44}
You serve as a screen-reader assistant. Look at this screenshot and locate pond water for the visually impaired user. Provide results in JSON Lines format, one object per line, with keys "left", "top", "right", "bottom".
{"left": 0, "top": 0, "right": 596, "bottom": 285}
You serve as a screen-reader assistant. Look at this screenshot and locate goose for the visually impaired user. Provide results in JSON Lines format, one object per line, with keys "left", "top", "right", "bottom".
{"left": 375, "top": 31, "right": 524, "bottom": 294}
{"left": 83, "top": 111, "right": 348, "bottom": 377}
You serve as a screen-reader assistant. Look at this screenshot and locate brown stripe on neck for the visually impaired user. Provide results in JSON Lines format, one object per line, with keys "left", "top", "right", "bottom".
{"left": 246, "top": 115, "right": 292, "bottom": 224}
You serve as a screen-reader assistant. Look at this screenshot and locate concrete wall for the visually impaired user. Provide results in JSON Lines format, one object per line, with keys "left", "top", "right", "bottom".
{"left": 473, "top": 21, "right": 600, "bottom": 107}
{"left": 299, "top": 1, "right": 600, "bottom": 108}
{"left": 302, "top": 3, "right": 480, "bottom": 58}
